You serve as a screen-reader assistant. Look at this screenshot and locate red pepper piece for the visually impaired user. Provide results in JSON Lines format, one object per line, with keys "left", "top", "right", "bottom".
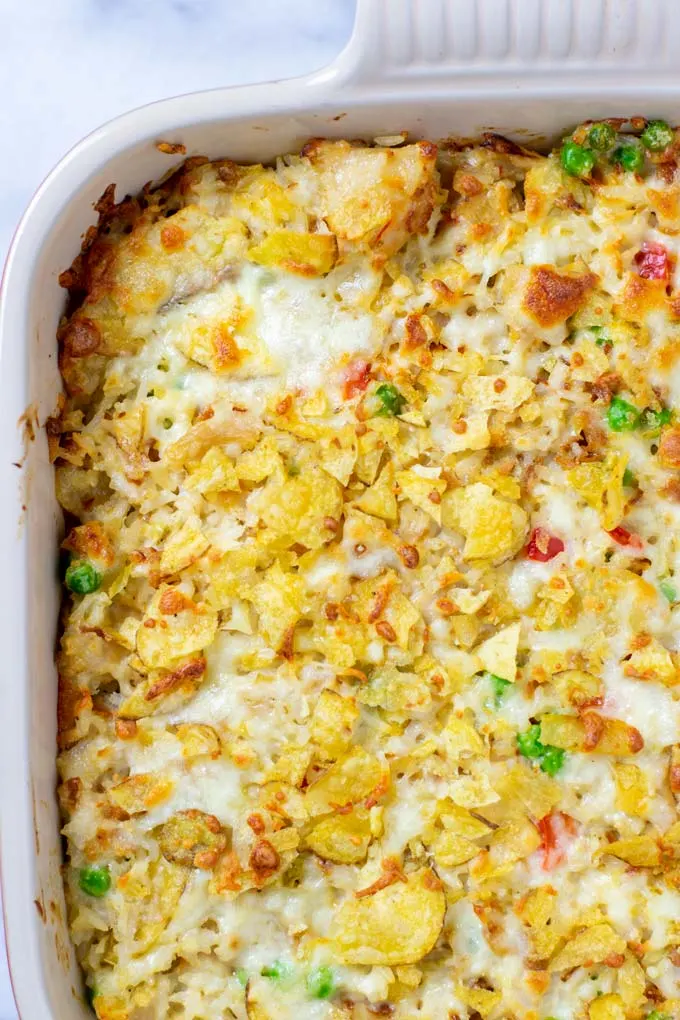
{"left": 634, "top": 241, "right": 671, "bottom": 281}
{"left": 342, "top": 359, "right": 372, "bottom": 399}
{"left": 607, "top": 526, "right": 645, "bottom": 550}
{"left": 537, "top": 811, "right": 578, "bottom": 871}
{"left": 526, "top": 527, "right": 565, "bottom": 562}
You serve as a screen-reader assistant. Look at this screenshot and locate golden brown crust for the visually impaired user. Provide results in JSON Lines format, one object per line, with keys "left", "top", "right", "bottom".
{"left": 659, "top": 427, "right": 680, "bottom": 468}
{"left": 523, "top": 266, "right": 598, "bottom": 328}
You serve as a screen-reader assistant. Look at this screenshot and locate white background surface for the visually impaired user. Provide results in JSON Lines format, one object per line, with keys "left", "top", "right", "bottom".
{"left": 0, "top": 1, "right": 353, "bottom": 1015}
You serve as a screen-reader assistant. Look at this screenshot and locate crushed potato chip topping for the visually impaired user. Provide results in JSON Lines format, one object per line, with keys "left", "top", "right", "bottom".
{"left": 54, "top": 127, "right": 680, "bottom": 1020}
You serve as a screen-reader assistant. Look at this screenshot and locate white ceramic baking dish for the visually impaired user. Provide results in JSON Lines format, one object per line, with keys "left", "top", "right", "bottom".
{"left": 3, "top": 1, "right": 680, "bottom": 1016}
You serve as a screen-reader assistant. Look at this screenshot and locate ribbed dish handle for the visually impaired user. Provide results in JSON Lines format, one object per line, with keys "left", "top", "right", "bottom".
{"left": 330, "top": 0, "right": 680, "bottom": 87}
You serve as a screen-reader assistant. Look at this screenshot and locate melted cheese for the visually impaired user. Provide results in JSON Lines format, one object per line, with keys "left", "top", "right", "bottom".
{"left": 55, "top": 133, "right": 680, "bottom": 1020}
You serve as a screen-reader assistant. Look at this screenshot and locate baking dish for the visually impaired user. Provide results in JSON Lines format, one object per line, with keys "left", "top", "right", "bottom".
{"left": 4, "top": 0, "right": 680, "bottom": 1016}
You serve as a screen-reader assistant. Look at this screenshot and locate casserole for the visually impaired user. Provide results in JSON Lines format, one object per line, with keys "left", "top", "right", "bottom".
{"left": 5, "top": 1, "right": 680, "bottom": 1018}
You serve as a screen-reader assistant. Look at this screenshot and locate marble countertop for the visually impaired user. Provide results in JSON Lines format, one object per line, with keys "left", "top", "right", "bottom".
{"left": 0, "top": 2, "right": 354, "bottom": 1016}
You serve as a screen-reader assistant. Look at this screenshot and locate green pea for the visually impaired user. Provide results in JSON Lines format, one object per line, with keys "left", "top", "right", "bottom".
{"left": 306, "top": 965, "right": 336, "bottom": 999}
{"left": 517, "top": 724, "right": 544, "bottom": 759}
{"left": 374, "top": 383, "right": 407, "bottom": 417}
{"left": 65, "top": 560, "right": 101, "bottom": 595}
{"left": 487, "top": 673, "right": 512, "bottom": 707}
{"left": 79, "top": 866, "right": 111, "bottom": 898}
{"left": 540, "top": 746, "right": 566, "bottom": 776}
{"left": 588, "top": 122, "right": 616, "bottom": 150}
{"left": 560, "top": 141, "right": 596, "bottom": 178}
{"left": 612, "top": 142, "right": 645, "bottom": 173}
{"left": 517, "top": 724, "right": 566, "bottom": 775}
{"left": 161, "top": 417, "right": 173, "bottom": 430}
{"left": 641, "top": 120, "right": 674, "bottom": 152}
{"left": 607, "top": 396, "right": 640, "bottom": 432}
{"left": 638, "top": 406, "right": 672, "bottom": 438}
{"left": 660, "top": 579, "right": 677, "bottom": 604}
{"left": 588, "top": 325, "right": 611, "bottom": 348}
{"left": 622, "top": 468, "right": 637, "bottom": 488}
{"left": 261, "top": 960, "right": 292, "bottom": 982}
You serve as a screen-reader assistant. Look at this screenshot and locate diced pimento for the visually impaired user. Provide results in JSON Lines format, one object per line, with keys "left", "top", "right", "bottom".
{"left": 633, "top": 241, "right": 671, "bottom": 281}
{"left": 342, "top": 359, "right": 372, "bottom": 399}
{"left": 526, "top": 527, "right": 565, "bottom": 562}
{"left": 607, "top": 526, "right": 645, "bottom": 550}
{"left": 537, "top": 811, "right": 578, "bottom": 871}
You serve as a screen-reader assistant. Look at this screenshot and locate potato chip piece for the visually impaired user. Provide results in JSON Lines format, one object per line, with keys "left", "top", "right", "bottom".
{"left": 109, "top": 773, "right": 174, "bottom": 815}
{"left": 304, "top": 808, "right": 372, "bottom": 863}
{"left": 614, "top": 764, "right": 648, "bottom": 817}
{"left": 471, "top": 817, "right": 541, "bottom": 880}
{"left": 444, "top": 412, "right": 491, "bottom": 453}
{"left": 462, "top": 375, "right": 534, "bottom": 412}
{"left": 157, "top": 809, "right": 228, "bottom": 868}
{"left": 180, "top": 315, "right": 265, "bottom": 378}
{"left": 616, "top": 953, "right": 646, "bottom": 1012}
{"left": 549, "top": 923, "right": 626, "bottom": 972}
{"left": 355, "top": 428, "right": 386, "bottom": 485}
{"left": 264, "top": 746, "right": 311, "bottom": 787}
{"left": 441, "top": 710, "right": 486, "bottom": 761}
{"left": 456, "top": 985, "right": 502, "bottom": 1019}
{"left": 159, "top": 516, "right": 209, "bottom": 575}
{"left": 185, "top": 447, "right": 240, "bottom": 494}
{"left": 518, "top": 885, "right": 557, "bottom": 929}
{"left": 252, "top": 465, "right": 343, "bottom": 550}
{"left": 308, "top": 139, "right": 440, "bottom": 255}
{"left": 310, "top": 690, "right": 359, "bottom": 761}
{"left": 567, "top": 451, "right": 627, "bottom": 531}
{"left": 305, "top": 746, "right": 386, "bottom": 816}
{"left": 395, "top": 965, "right": 422, "bottom": 989}
{"left": 382, "top": 590, "right": 422, "bottom": 650}
{"left": 358, "top": 664, "right": 431, "bottom": 714}
{"left": 452, "top": 588, "right": 491, "bottom": 615}
{"left": 354, "top": 463, "right": 397, "bottom": 521}
{"left": 330, "top": 867, "right": 445, "bottom": 965}
{"left": 553, "top": 669, "right": 603, "bottom": 709}
{"left": 482, "top": 766, "right": 561, "bottom": 823}
{"left": 450, "top": 771, "right": 500, "bottom": 809}
{"left": 118, "top": 858, "right": 187, "bottom": 956}
{"left": 599, "top": 835, "right": 662, "bottom": 868}
{"left": 246, "top": 560, "right": 304, "bottom": 653}
{"left": 235, "top": 437, "right": 281, "bottom": 483}
{"left": 588, "top": 994, "right": 626, "bottom": 1020}
{"left": 176, "top": 723, "right": 221, "bottom": 760}
{"left": 164, "top": 416, "right": 258, "bottom": 470}
{"left": 442, "top": 483, "right": 528, "bottom": 563}
{"left": 90, "top": 995, "right": 129, "bottom": 1020}
{"left": 439, "top": 803, "right": 493, "bottom": 841}
{"left": 538, "top": 713, "right": 585, "bottom": 751}
{"left": 248, "top": 230, "right": 337, "bottom": 276}
{"left": 117, "top": 655, "right": 207, "bottom": 719}
{"left": 624, "top": 639, "right": 677, "bottom": 685}
{"left": 136, "top": 587, "right": 218, "bottom": 668}
{"left": 523, "top": 159, "right": 590, "bottom": 224}
{"left": 432, "top": 831, "right": 479, "bottom": 867}
{"left": 395, "top": 470, "right": 447, "bottom": 523}
{"left": 319, "top": 425, "right": 358, "bottom": 487}
{"left": 474, "top": 622, "right": 520, "bottom": 681}
{"left": 540, "top": 713, "right": 644, "bottom": 755}
{"left": 569, "top": 336, "right": 610, "bottom": 384}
